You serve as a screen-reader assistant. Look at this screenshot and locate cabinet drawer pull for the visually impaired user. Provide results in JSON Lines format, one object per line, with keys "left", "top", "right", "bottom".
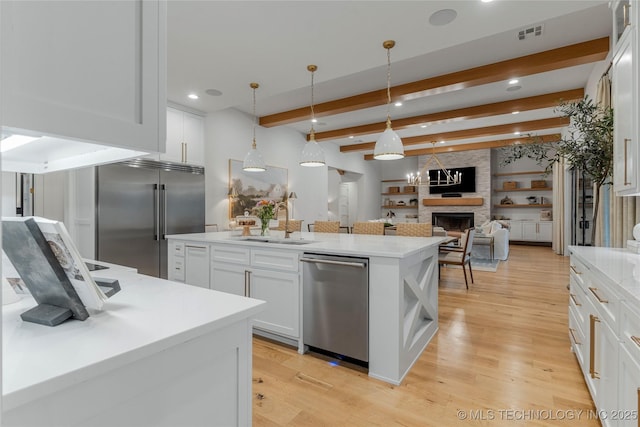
{"left": 570, "top": 265, "right": 582, "bottom": 275}
{"left": 625, "top": 138, "right": 632, "bottom": 185}
{"left": 588, "top": 287, "right": 608, "bottom": 304}
{"left": 569, "top": 293, "right": 581, "bottom": 307}
{"left": 590, "top": 314, "right": 600, "bottom": 379}
{"left": 569, "top": 328, "right": 582, "bottom": 345}
{"left": 631, "top": 336, "right": 640, "bottom": 348}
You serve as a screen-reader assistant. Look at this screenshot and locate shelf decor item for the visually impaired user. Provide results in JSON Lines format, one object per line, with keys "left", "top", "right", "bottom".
{"left": 388, "top": 186, "right": 400, "bottom": 193}
{"left": 531, "top": 180, "right": 547, "bottom": 188}
{"left": 503, "top": 181, "right": 517, "bottom": 190}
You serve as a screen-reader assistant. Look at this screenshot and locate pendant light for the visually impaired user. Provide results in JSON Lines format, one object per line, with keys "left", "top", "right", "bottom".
{"left": 243, "top": 82, "right": 266, "bottom": 172}
{"left": 373, "top": 40, "right": 404, "bottom": 160}
{"left": 300, "top": 64, "right": 326, "bottom": 167}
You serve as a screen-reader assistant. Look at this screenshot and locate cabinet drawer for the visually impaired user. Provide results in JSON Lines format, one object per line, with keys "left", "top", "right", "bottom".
{"left": 569, "top": 256, "right": 589, "bottom": 290}
{"left": 569, "top": 274, "right": 588, "bottom": 326}
{"left": 171, "top": 258, "right": 185, "bottom": 282}
{"left": 251, "top": 249, "right": 299, "bottom": 272}
{"left": 211, "top": 245, "right": 250, "bottom": 265}
{"left": 620, "top": 301, "right": 640, "bottom": 362}
{"left": 584, "top": 273, "right": 620, "bottom": 328}
{"left": 569, "top": 305, "right": 586, "bottom": 370}
{"left": 172, "top": 241, "right": 185, "bottom": 258}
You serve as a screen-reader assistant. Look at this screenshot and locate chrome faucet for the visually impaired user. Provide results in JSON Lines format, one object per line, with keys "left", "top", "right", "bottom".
{"left": 276, "top": 202, "right": 291, "bottom": 239}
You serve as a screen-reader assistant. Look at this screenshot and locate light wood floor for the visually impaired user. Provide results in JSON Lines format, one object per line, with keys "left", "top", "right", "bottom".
{"left": 252, "top": 245, "right": 599, "bottom": 426}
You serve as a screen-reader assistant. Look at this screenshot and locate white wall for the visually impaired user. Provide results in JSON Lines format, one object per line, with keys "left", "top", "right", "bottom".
{"left": 203, "top": 108, "right": 381, "bottom": 230}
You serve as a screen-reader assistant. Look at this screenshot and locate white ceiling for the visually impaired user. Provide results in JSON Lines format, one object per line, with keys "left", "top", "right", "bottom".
{"left": 167, "top": 0, "right": 612, "bottom": 154}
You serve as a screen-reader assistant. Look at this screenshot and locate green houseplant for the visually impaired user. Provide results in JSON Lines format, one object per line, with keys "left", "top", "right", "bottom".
{"left": 500, "top": 96, "right": 613, "bottom": 243}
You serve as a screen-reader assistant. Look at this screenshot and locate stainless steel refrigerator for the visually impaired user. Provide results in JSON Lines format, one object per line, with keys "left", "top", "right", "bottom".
{"left": 96, "top": 159, "right": 205, "bottom": 278}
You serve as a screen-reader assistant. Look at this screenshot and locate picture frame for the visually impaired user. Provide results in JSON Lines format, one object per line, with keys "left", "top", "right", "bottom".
{"left": 228, "top": 159, "right": 288, "bottom": 219}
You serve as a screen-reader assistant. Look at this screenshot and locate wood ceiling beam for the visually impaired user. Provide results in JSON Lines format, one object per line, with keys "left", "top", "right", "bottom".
{"left": 259, "top": 37, "right": 607, "bottom": 128}
{"left": 363, "top": 134, "right": 560, "bottom": 160}
{"left": 321, "top": 88, "right": 581, "bottom": 143}
{"left": 342, "top": 117, "right": 569, "bottom": 153}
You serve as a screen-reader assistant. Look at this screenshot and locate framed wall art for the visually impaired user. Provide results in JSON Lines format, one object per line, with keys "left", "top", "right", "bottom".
{"left": 228, "top": 159, "right": 288, "bottom": 219}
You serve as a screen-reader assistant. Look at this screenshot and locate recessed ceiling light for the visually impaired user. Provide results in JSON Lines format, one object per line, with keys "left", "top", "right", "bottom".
{"left": 512, "top": 111, "right": 520, "bottom": 115}
{"left": 349, "top": 136, "right": 354, "bottom": 139}
{"left": 429, "top": 9, "right": 457, "bottom": 26}
{"left": 205, "top": 89, "right": 223, "bottom": 97}
{"left": 311, "top": 118, "right": 318, "bottom": 123}
{"left": 421, "top": 125, "right": 428, "bottom": 128}
{"left": 514, "top": 131, "right": 521, "bottom": 135}
{"left": 439, "top": 140, "right": 446, "bottom": 144}
{"left": 481, "top": 0, "right": 493, "bottom": 3}
{"left": 188, "top": 93, "right": 199, "bottom": 100}
{"left": 509, "top": 79, "right": 519, "bottom": 85}
{"left": 394, "top": 101, "right": 403, "bottom": 107}
{"left": 506, "top": 85, "right": 522, "bottom": 92}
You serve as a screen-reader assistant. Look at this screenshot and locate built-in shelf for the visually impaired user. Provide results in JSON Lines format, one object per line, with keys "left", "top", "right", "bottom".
{"left": 381, "top": 205, "right": 418, "bottom": 209}
{"left": 494, "top": 187, "right": 552, "bottom": 192}
{"left": 382, "top": 191, "right": 417, "bottom": 196}
{"left": 493, "top": 171, "right": 547, "bottom": 177}
{"left": 494, "top": 204, "right": 553, "bottom": 208}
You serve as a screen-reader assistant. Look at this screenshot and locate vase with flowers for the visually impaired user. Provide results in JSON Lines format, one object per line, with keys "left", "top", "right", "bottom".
{"left": 253, "top": 199, "right": 277, "bottom": 236}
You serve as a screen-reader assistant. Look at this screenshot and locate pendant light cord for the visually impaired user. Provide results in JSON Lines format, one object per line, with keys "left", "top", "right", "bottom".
{"left": 252, "top": 83, "right": 257, "bottom": 149}
{"left": 386, "top": 46, "right": 392, "bottom": 125}
{"left": 308, "top": 64, "right": 317, "bottom": 138}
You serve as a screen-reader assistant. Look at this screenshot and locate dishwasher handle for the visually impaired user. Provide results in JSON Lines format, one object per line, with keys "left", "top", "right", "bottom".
{"left": 300, "top": 257, "right": 367, "bottom": 269}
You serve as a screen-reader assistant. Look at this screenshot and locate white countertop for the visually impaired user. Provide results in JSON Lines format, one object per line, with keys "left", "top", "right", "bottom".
{"left": 167, "top": 230, "right": 447, "bottom": 258}
{"left": 569, "top": 245, "right": 640, "bottom": 305}
{"left": 2, "top": 269, "right": 265, "bottom": 410}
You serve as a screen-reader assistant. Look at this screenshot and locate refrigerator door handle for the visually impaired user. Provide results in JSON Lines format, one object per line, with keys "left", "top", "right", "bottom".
{"left": 161, "top": 184, "right": 167, "bottom": 240}
{"left": 153, "top": 183, "right": 159, "bottom": 241}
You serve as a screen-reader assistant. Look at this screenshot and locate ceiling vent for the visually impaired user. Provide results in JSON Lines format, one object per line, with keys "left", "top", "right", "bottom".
{"left": 517, "top": 25, "right": 543, "bottom": 40}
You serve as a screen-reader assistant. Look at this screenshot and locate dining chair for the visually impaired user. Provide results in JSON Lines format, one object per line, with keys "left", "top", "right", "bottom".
{"left": 396, "top": 223, "right": 432, "bottom": 237}
{"left": 313, "top": 221, "right": 341, "bottom": 233}
{"left": 438, "top": 228, "right": 476, "bottom": 289}
{"left": 274, "top": 219, "right": 303, "bottom": 232}
{"left": 352, "top": 222, "right": 385, "bottom": 235}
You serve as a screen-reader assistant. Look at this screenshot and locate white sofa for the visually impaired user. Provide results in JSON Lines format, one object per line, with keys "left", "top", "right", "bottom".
{"left": 472, "top": 220, "right": 509, "bottom": 260}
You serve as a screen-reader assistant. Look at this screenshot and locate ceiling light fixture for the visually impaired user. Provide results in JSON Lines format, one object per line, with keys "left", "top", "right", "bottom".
{"left": 188, "top": 93, "right": 199, "bottom": 100}
{"left": 242, "top": 82, "right": 266, "bottom": 172}
{"left": 394, "top": 101, "right": 403, "bottom": 107}
{"left": 407, "top": 142, "right": 462, "bottom": 187}
{"left": 300, "top": 64, "right": 326, "bottom": 167}
{"left": 508, "top": 79, "right": 519, "bottom": 85}
{"left": 512, "top": 111, "right": 520, "bottom": 114}
{"left": 374, "top": 40, "right": 404, "bottom": 160}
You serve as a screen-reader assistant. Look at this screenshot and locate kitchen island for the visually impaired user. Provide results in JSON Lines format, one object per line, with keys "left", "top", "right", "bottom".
{"left": 167, "top": 230, "right": 445, "bottom": 385}
{"left": 3, "top": 266, "right": 265, "bottom": 426}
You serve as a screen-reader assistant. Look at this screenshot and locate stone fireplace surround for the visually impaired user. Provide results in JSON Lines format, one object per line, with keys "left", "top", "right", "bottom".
{"left": 418, "top": 148, "right": 490, "bottom": 228}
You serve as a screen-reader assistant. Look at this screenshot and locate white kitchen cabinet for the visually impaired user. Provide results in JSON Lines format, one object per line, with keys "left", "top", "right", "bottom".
{"left": 612, "top": 0, "right": 639, "bottom": 195}
{"left": 569, "top": 250, "right": 622, "bottom": 427}
{"left": 210, "top": 244, "right": 301, "bottom": 341}
{"left": 1, "top": 0, "right": 166, "bottom": 155}
{"left": 508, "top": 220, "right": 551, "bottom": 243}
{"left": 168, "top": 241, "right": 185, "bottom": 283}
{"left": 618, "top": 345, "right": 640, "bottom": 427}
{"left": 185, "top": 244, "right": 210, "bottom": 289}
{"left": 160, "top": 108, "right": 205, "bottom": 165}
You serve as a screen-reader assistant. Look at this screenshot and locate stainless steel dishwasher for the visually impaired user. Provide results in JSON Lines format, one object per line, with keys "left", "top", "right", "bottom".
{"left": 301, "top": 252, "right": 369, "bottom": 363}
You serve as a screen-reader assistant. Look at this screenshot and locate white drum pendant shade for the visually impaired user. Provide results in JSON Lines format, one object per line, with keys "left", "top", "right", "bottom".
{"left": 374, "top": 126, "right": 404, "bottom": 160}
{"left": 243, "top": 143, "right": 266, "bottom": 172}
{"left": 300, "top": 139, "right": 325, "bottom": 167}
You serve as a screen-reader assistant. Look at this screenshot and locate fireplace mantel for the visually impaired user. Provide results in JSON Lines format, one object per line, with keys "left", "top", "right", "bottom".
{"left": 422, "top": 197, "right": 483, "bottom": 206}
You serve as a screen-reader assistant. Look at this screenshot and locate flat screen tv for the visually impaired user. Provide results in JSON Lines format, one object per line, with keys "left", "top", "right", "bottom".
{"left": 428, "top": 166, "right": 476, "bottom": 194}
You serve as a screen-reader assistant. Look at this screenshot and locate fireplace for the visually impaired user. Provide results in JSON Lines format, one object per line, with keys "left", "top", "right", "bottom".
{"left": 432, "top": 212, "right": 474, "bottom": 232}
